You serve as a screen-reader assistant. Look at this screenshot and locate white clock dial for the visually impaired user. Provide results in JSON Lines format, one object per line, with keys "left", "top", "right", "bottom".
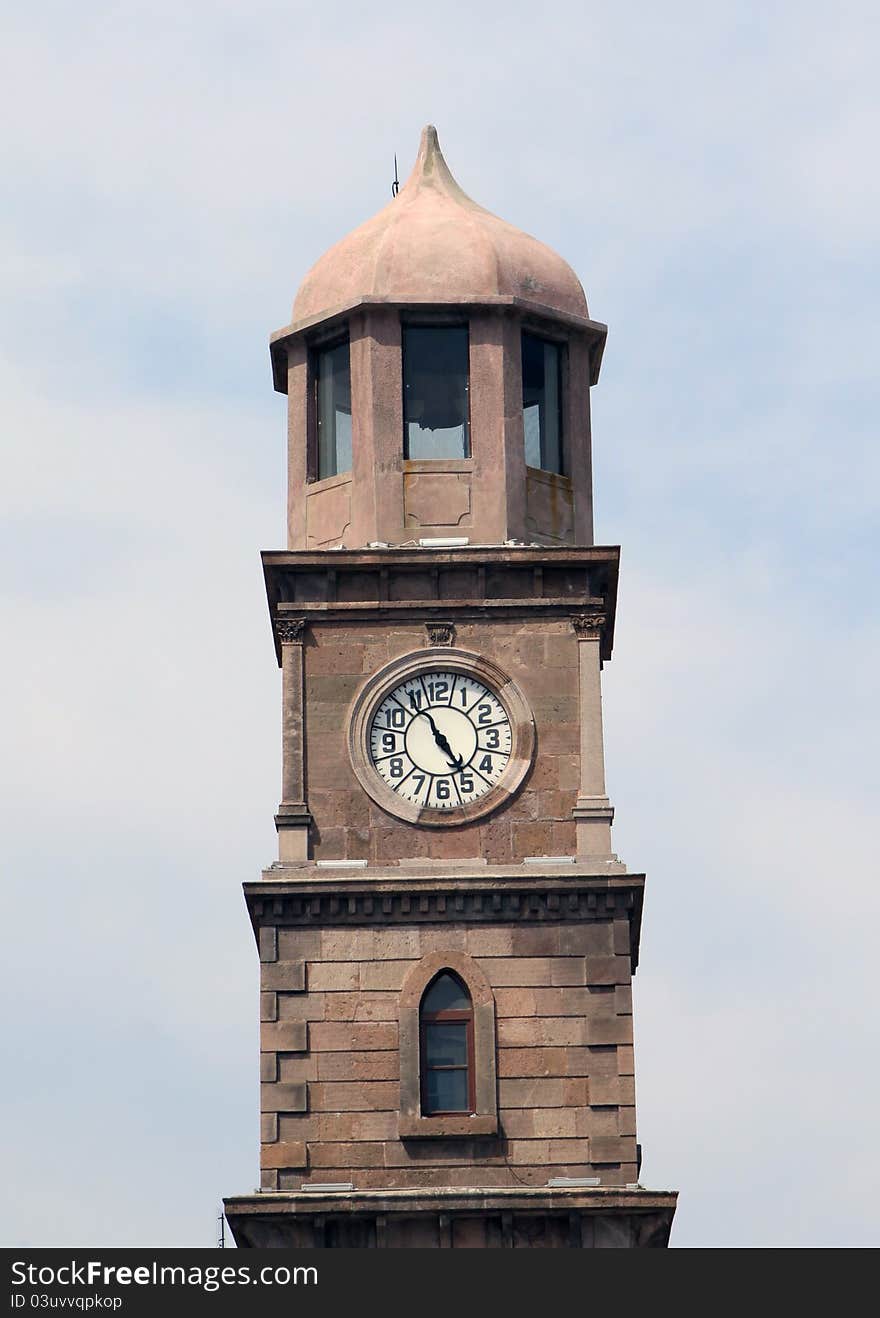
{"left": 368, "top": 670, "right": 513, "bottom": 811}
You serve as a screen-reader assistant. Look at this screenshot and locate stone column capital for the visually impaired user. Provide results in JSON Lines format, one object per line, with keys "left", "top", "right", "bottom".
{"left": 276, "top": 617, "right": 307, "bottom": 644}
{"left": 571, "top": 613, "right": 605, "bottom": 639}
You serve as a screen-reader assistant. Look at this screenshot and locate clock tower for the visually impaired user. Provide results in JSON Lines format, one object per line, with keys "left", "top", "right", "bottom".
{"left": 224, "top": 127, "right": 677, "bottom": 1249}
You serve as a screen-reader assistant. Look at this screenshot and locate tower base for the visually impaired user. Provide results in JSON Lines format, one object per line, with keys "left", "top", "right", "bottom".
{"left": 224, "top": 1185, "right": 676, "bottom": 1249}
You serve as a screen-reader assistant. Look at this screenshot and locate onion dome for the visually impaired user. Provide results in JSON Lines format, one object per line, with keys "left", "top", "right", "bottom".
{"left": 292, "top": 125, "right": 589, "bottom": 325}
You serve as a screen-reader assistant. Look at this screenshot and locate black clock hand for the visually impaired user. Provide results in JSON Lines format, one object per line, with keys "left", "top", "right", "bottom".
{"left": 418, "top": 710, "right": 448, "bottom": 747}
{"left": 417, "top": 710, "right": 464, "bottom": 770}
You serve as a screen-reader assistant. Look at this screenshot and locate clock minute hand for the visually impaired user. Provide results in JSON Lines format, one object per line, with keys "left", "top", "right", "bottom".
{"left": 417, "top": 710, "right": 464, "bottom": 769}
{"left": 417, "top": 709, "right": 446, "bottom": 744}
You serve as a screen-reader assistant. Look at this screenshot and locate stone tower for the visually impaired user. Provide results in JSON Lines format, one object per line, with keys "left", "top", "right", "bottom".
{"left": 224, "top": 127, "right": 677, "bottom": 1248}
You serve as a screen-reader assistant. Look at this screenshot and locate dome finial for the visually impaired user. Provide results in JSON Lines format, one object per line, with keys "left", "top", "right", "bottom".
{"left": 400, "top": 124, "right": 470, "bottom": 202}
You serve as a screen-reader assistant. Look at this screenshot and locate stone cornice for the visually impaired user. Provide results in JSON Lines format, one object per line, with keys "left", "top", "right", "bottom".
{"left": 224, "top": 1185, "right": 677, "bottom": 1249}
{"left": 262, "top": 545, "right": 619, "bottom": 665}
{"left": 226, "top": 1185, "right": 677, "bottom": 1211}
{"left": 243, "top": 874, "right": 645, "bottom": 971}
{"left": 263, "top": 545, "right": 619, "bottom": 570}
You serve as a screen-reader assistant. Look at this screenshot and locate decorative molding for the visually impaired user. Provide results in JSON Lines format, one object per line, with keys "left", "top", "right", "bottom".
{"left": 399, "top": 949, "right": 495, "bottom": 1011}
{"left": 275, "top": 804, "right": 313, "bottom": 823}
{"left": 572, "top": 797, "right": 614, "bottom": 823}
{"left": 225, "top": 1187, "right": 678, "bottom": 1250}
{"left": 263, "top": 546, "right": 620, "bottom": 663}
{"left": 246, "top": 883, "right": 642, "bottom": 972}
{"left": 276, "top": 617, "right": 307, "bottom": 643}
{"left": 425, "top": 622, "right": 455, "bottom": 647}
{"left": 346, "top": 647, "right": 536, "bottom": 830}
{"left": 572, "top": 614, "right": 605, "bottom": 639}
{"left": 249, "top": 887, "right": 638, "bottom": 925}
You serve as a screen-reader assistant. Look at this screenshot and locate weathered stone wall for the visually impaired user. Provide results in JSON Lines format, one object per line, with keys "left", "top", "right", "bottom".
{"left": 258, "top": 918, "right": 637, "bottom": 1190}
{"left": 305, "top": 616, "right": 580, "bottom": 863}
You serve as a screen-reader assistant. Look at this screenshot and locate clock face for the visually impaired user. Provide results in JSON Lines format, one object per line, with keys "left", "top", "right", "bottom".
{"left": 367, "top": 669, "right": 513, "bottom": 811}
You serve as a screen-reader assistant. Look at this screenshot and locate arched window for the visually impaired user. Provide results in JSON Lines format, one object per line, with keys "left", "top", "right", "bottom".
{"left": 399, "top": 951, "right": 498, "bottom": 1138}
{"left": 420, "top": 972, "right": 474, "bottom": 1115}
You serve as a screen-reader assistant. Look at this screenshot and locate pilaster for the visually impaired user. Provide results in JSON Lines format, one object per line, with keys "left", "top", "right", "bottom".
{"left": 571, "top": 613, "right": 615, "bottom": 857}
{"left": 276, "top": 617, "right": 311, "bottom": 861}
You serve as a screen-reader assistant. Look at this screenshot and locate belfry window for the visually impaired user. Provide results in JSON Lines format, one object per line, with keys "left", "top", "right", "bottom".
{"left": 403, "top": 325, "right": 470, "bottom": 459}
{"left": 522, "top": 331, "right": 563, "bottom": 474}
{"left": 314, "top": 337, "right": 352, "bottom": 479}
{"left": 419, "top": 971, "right": 475, "bottom": 1115}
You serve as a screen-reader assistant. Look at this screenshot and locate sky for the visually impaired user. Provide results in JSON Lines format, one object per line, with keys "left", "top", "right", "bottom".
{"left": 1, "top": 0, "right": 878, "bottom": 1248}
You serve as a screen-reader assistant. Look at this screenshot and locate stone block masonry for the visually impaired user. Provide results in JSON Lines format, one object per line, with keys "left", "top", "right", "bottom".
{"left": 253, "top": 896, "right": 640, "bottom": 1192}
{"left": 303, "top": 616, "right": 581, "bottom": 864}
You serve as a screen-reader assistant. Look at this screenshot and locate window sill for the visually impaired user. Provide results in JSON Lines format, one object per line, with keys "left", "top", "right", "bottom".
{"left": 306, "top": 470, "right": 353, "bottom": 492}
{"left": 398, "top": 1114, "right": 498, "bottom": 1139}
{"left": 403, "top": 458, "right": 473, "bottom": 474}
{"left": 525, "top": 465, "right": 571, "bottom": 486}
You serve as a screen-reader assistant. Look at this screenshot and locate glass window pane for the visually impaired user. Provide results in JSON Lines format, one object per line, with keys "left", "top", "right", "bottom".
{"left": 521, "top": 332, "right": 563, "bottom": 474}
{"left": 425, "top": 1067, "right": 469, "bottom": 1112}
{"left": 542, "top": 341, "right": 561, "bottom": 473}
{"left": 424, "top": 1022, "right": 468, "bottom": 1067}
{"left": 422, "top": 972, "right": 471, "bottom": 1013}
{"left": 403, "top": 326, "right": 469, "bottom": 459}
{"left": 316, "top": 340, "right": 352, "bottom": 478}
{"left": 523, "top": 402, "right": 541, "bottom": 468}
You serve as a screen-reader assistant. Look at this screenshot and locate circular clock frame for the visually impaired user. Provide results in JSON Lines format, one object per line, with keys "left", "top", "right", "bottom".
{"left": 348, "top": 646, "right": 536, "bottom": 827}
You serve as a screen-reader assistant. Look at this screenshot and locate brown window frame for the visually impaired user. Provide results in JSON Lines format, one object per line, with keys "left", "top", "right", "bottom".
{"left": 419, "top": 975, "right": 476, "bottom": 1116}
{"left": 398, "top": 950, "right": 498, "bottom": 1139}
